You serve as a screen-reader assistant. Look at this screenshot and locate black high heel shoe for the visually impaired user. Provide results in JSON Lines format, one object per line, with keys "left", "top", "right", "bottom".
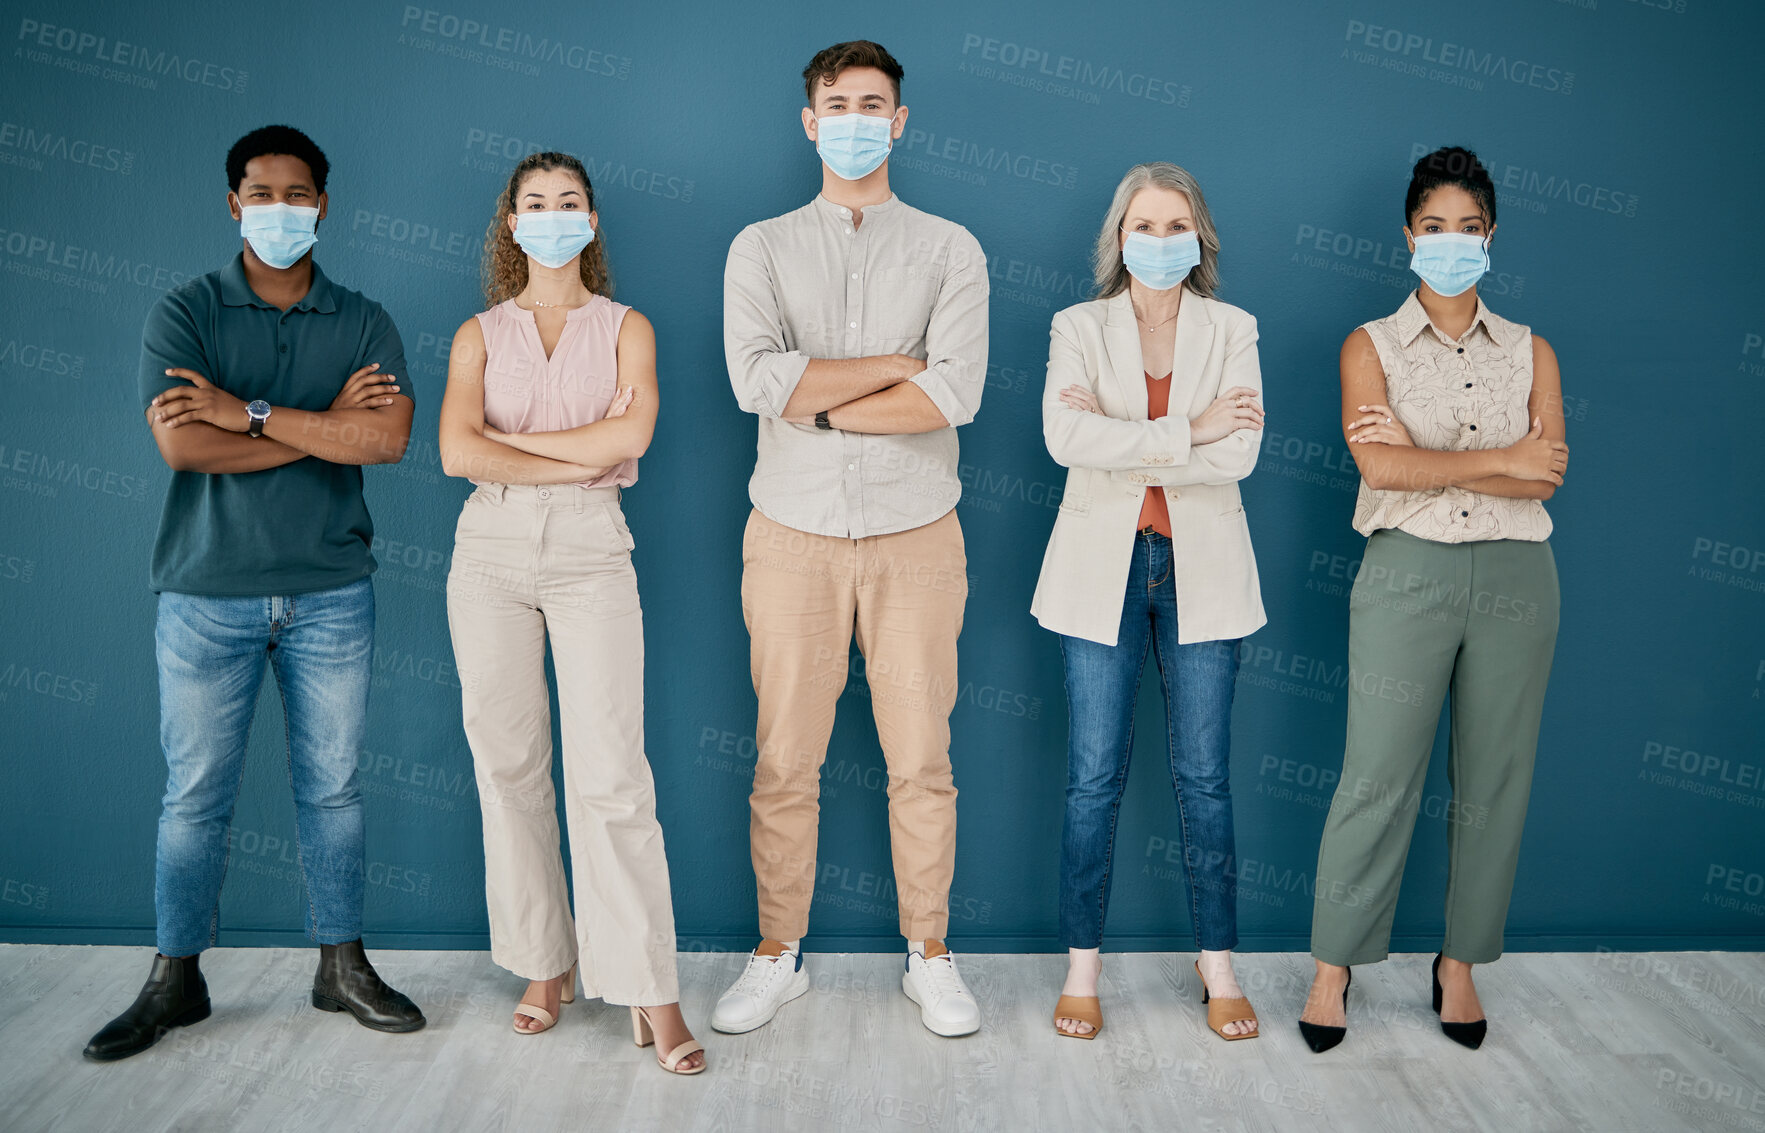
{"left": 1432, "top": 953, "right": 1487, "bottom": 1050}
{"left": 1297, "top": 967, "right": 1352, "bottom": 1053}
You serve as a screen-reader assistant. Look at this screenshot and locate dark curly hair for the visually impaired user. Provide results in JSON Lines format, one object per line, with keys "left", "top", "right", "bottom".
{"left": 803, "top": 40, "right": 903, "bottom": 106}
{"left": 226, "top": 125, "right": 329, "bottom": 194}
{"left": 1405, "top": 145, "right": 1496, "bottom": 230}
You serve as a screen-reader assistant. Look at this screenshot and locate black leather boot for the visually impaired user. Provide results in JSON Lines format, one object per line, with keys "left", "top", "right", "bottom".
{"left": 83, "top": 952, "right": 212, "bottom": 1062}
{"left": 311, "top": 939, "right": 425, "bottom": 1032}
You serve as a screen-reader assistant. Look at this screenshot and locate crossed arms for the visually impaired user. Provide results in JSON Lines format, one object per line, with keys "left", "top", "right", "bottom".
{"left": 1042, "top": 309, "right": 1265, "bottom": 488}
{"left": 1337, "top": 327, "right": 1567, "bottom": 499}
{"left": 437, "top": 310, "right": 659, "bottom": 484}
{"left": 723, "top": 228, "right": 989, "bottom": 435}
{"left": 142, "top": 300, "right": 412, "bottom": 474}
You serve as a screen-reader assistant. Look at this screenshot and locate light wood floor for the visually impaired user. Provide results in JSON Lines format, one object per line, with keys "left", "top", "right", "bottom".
{"left": 4, "top": 946, "right": 1762, "bottom": 1132}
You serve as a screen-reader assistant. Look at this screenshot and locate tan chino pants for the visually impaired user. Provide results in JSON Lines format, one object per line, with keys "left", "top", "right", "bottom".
{"left": 740, "top": 506, "right": 968, "bottom": 942}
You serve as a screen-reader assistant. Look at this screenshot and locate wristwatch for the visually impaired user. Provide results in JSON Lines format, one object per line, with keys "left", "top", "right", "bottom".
{"left": 246, "top": 400, "right": 272, "bottom": 437}
{"left": 815, "top": 410, "right": 832, "bottom": 430}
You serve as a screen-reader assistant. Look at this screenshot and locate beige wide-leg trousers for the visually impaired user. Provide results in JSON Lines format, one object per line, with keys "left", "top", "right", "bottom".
{"left": 446, "top": 482, "right": 678, "bottom": 1005}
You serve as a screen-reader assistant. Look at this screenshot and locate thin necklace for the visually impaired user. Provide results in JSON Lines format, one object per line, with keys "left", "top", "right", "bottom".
{"left": 1134, "top": 303, "right": 1180, "bottom": 333}
{"left": 524, "top": 292, "right": 591, "bottom": 309}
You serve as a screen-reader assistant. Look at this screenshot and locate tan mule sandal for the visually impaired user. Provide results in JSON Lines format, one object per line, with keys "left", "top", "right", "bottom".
{"left": 1052, "top": 994, "right": 1103, "bottom": 1039}
{"left": 631, "top": 1005, "right": 707, "bottom": 1075}
{"left": 512, "top": 962, "right": 576, "bottom": 1034}
{"left": 1195, "top": 960, "right": 1260, "bottom": 1041}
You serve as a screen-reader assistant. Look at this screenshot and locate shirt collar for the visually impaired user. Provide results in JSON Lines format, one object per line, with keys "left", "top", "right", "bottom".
{"left": 1392, "top": 289, "right": 1508, "bottom": 350}
{"left": 218, "top": 252, "right": 338, "bottom": 314}
{"left": 811, "top": 192, "right": 902, "bottom": 223}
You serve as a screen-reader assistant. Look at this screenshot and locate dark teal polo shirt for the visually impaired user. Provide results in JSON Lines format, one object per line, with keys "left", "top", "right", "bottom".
{"left": 136, "top": 253, "right": 411, "bottom": 595}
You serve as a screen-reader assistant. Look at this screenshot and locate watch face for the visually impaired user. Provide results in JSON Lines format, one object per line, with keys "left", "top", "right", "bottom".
{"left": 248, "top": 400, "right": 270, "bottom": 419}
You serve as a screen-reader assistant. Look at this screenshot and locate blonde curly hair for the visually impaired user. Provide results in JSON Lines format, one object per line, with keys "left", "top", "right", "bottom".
{"left": 481, "top": 151, "right": 612, "bottom": 306}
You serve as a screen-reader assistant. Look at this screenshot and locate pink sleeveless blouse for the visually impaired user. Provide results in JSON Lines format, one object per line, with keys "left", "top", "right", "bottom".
{"left": 472, "top": 294, "right": 637, "bottom": 488}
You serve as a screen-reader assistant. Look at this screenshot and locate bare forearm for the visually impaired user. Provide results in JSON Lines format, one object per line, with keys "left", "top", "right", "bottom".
{"left": 154, "top": 420, "right": 308, "bottom": 474}
{"left": 782, "top": 355, "right": 917, "bottom": 417}
{"left": 1459, "top": 475, "right": 1555, "bottom": 499}
{"left": 1355, "top": 445, "right": 1513, "bottom": 492}
{"left": 826, "top": 381, "right": 949, "bottom": 435}
{"left": 442, "top": 433, "right": 601, "bottom": 484}
{"left": 493, "top": 421, "right": 642, "bottom": 467}
{"left": 262, "top": 407, "right": 410, "bottom": 465}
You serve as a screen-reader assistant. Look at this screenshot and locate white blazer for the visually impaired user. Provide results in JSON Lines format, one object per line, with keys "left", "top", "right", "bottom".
{"left": 1030, "top": 288, "right": 1267, "bottom": 646}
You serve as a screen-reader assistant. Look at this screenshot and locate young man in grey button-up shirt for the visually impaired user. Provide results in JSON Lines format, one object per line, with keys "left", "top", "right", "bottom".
{"left": 715, "top": 40, "right": 989, "bottom": 1040}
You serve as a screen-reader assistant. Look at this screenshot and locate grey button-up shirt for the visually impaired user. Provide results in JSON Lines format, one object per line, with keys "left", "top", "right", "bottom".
{"left": 724, "top": 193, "right": 989, "bottom": 538}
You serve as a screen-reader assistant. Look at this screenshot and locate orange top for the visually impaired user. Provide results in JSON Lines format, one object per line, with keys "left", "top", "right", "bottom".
{"left": 1137, "top": 371, "right": 1173, "bottom": 536}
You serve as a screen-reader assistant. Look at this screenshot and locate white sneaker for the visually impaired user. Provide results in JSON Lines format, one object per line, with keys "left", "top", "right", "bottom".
{"left": 710, "top": 946, "right": 810, "bottom": 1034}
{"left": 902, "top": 945, "right": 981, "bottom": 1037}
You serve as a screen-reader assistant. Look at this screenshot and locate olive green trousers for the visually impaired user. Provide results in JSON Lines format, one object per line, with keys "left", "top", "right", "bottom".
{"left": 1311, "top": 528, "right": 1559, "bottom": 966}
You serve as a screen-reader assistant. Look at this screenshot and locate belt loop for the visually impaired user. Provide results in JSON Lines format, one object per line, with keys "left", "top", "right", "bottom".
{"left": 484, "top": 482, "right": 507, "bottom": 504}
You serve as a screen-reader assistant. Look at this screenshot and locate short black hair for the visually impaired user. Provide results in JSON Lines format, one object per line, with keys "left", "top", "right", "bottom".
{"left": 226, "top": 125, "right": 329, "bottom": 195}
{"left": 1405, "top": 146, "right": 1495, "bottom": 230}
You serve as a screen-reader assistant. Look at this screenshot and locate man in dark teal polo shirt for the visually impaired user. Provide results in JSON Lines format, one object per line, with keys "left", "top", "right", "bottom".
{"left": 85, "top": 125, "right": 426, "bottom": 1062}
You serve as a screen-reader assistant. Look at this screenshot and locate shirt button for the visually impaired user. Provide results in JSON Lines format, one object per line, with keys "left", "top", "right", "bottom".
{"left": 1460, "top": 510, "right": 1469, "bottom": 517}
{"left": 847, "top": 463, "right": 856, "bottom": 471}
{"left": 845, "top": 227, "right": 853, "bottom": 235}
{"left": 1456, "top": 347, "right": 1464, "bottom": 354}
{"left": 1465, "top": 382, "right": 1473, "bottom": 388}
{"left": 851, "top": 273, "right": 858, "bottom": 280}
{"left": 1469, "top": 424, "right": 1477, "bottom": 431}
{"left": 279, "top": 344, "right": 288, "bottom": 354}
{"left": 849, "top": 321, "right": 857, "bottom": 328}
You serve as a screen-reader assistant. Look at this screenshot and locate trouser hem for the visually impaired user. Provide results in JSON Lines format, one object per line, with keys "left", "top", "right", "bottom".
{"left": 1311, "top": 946, "right": 1388, "bottom": 967}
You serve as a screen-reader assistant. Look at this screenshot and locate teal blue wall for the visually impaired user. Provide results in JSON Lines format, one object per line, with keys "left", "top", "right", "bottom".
{"left": 2, "top": 0, "right": 1761, "bottom": 952}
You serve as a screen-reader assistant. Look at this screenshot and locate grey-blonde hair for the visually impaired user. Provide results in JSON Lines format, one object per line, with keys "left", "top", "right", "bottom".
{"left": 1091, "top": 162, "right": 1221, "bottom": 299}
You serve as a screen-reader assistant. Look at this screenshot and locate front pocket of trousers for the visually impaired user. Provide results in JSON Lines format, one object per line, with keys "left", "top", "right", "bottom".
{"left": 448, "top": 505, "right": 529, "bottom": 601}
{"left": 599, "top": 502, "right": 636, "bottom": 552}
{"left": 545, "top": 509, "right": 640, "bottom": 617}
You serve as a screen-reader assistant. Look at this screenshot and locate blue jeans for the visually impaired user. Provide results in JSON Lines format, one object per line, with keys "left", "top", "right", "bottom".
{"left": 1057, "top": 531, "right": 1242, "bottom": 951}
{"left": 153, "top": 577, "right": 373, "bottom": 956}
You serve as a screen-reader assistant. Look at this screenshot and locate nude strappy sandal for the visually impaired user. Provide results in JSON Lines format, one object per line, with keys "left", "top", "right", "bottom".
{"left": 1195, "top": 960, "right": 1259, "bottom": 1041}
{"left": 1052, "top": 994, "right": 1103, "bottom": 1040}
{"left": 512, "top": 962, "right": 576, "bottom": 1034}
{"left": 631, "top": 1005, "right": 707, "bottom": 1075}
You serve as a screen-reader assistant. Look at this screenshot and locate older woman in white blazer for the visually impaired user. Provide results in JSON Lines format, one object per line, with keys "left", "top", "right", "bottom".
{"left": 1034, "top": 162, "right": 1267, "bottom": 1043}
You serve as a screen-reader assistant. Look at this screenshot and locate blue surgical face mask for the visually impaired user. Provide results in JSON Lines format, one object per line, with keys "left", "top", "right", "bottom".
{"left": 1120, "top": 230, "right": 1200, "bottom": 291}
{"left": 815, "top": 112, "right": 894, "bottom": 181}
{"left": 1409, "top": 232, "right": 1490, "bottom": 297}
{"left": 239, "top": 203, "right": 319, "bottom": 269}
{"left": 514, "top": 210, "right": 596, "bottom": 269}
